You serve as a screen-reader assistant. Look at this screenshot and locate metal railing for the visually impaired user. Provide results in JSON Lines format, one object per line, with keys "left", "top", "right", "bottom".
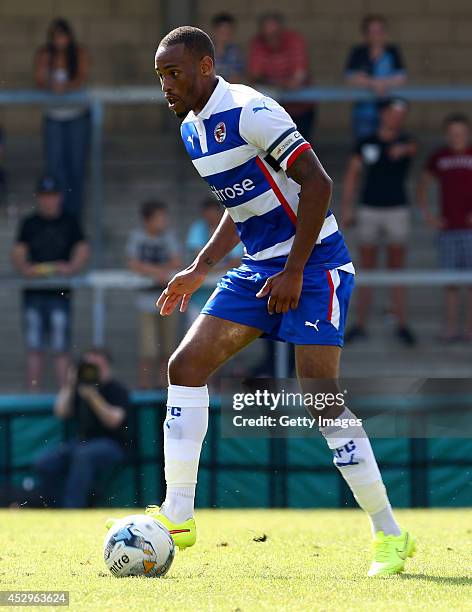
{"left": 2, "top": 269, "right": 472, "bottom": 378}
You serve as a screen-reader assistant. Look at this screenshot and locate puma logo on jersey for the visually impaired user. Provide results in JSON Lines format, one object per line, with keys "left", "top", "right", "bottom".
{"left": 305, "top": 320, "right": 320, "bottom": 331}
{"left": 253, "top": 101, "right": 272, "bottom": 114}
{"left": 187, "top": 135, "right": 195, "bottom": 148}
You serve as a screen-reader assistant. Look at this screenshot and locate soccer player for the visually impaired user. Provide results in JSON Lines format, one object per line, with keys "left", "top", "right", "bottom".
{"left": 109, "top": 26, "right": 415, "bottom": 577}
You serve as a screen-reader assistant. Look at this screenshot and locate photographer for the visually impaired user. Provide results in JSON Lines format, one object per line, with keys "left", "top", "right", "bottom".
{"left": 34, "top": 348, "right": 130, "bottom": 508}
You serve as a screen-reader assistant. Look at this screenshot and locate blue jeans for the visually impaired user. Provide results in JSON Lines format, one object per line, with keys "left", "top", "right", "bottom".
{"left": 23, "top": 292, "right": 71, "bottom": 352}
{"left": 34, "top": 438, "right": 125, "bottom": 508}
{"left": 43, "top": 111, "right": 90, "bottom": 218}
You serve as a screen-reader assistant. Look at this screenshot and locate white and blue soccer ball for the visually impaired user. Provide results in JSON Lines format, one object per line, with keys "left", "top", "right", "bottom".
{"left": 103, "top": 514, "right": 175, "bottom": 578}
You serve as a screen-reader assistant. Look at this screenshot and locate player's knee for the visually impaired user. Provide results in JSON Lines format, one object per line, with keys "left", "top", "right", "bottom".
{"left": 168, "top": 347, "right": 205, "bottom": 386}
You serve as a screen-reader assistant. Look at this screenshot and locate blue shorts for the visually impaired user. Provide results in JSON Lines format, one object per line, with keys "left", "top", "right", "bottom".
{"left": 201, "top": 262, "right": 355, "bottom": 346}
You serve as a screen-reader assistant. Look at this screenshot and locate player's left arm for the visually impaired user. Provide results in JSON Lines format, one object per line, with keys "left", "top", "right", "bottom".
{"left": 256, "top": 148, "right": 333, "bottom": 314}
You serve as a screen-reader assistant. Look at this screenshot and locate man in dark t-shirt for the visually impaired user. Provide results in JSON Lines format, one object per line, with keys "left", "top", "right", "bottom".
{"left": 417, "top": 113, "right": 472, "bottom": 341}
{"left": 344, "top": 15, "right": 407, "bottom": 140}
{"left": 11, "top": 175, "right": 89, "bottom": 390}
{"left": 34, "top": 348, "right": 131, "bottom": 508}
{"left": 341, "top": 98, "right": 417, "bottom": 345}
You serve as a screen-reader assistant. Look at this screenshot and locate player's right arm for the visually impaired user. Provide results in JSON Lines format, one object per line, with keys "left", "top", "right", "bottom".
{"left": 340, "top": 154, "right": 362, "bottom": 228}
{"left": 157, "top": 210, "right": 240, "bottom": 316}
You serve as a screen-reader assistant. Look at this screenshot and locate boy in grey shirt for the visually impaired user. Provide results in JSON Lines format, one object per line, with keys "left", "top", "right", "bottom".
{"left": 127, "top": 201, "right": 181, "bottom": 388}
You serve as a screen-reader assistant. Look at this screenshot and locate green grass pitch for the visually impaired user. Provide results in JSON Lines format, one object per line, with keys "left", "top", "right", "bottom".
{"left": 0, "top": 509, "right": 470, "bottom": 611}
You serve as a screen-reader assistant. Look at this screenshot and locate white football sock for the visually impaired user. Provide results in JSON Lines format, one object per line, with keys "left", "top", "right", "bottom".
{"left": 161, "top": 384, "right": 209, "bottom": 524}
{"left": 320, "top": 407, "right": 401, "bottom": 537}
{"left": 369, "top": 503, "right": 401, "bottom": 537}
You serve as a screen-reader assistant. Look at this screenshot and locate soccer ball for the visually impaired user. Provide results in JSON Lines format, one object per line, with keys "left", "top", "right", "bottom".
{"left": 103, "top": 514, "right": 175, "bottom": 578}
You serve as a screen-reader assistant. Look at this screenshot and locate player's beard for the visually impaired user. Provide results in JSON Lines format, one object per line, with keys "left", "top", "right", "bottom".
{"left": 175, "top": 78, "right": 200, "bottom": 119}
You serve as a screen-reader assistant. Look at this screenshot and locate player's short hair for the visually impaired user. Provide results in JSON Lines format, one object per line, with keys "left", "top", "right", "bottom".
{"left": 140, "top": 200, "right": 167, "bottom": 220}
{"left": 211, "top": 13, "right": 236, "bottom": 28}
{"left": 443, "top": 113, "right": 470, "bottom": 128}
{"left": 159, "top": 26, "right": 215, "bottom": 63}
{"left": 361, "top": 14, "right": 387, "bottom": 34}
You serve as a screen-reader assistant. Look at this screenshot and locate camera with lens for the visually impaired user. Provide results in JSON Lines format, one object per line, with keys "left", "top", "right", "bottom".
{"left": 76, "top": 360, "right": 100, "bottom": 385}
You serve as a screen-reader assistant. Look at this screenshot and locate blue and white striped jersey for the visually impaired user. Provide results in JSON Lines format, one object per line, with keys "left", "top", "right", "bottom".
{"left": 181, "top": 77, "right": 353, "bottom": 271}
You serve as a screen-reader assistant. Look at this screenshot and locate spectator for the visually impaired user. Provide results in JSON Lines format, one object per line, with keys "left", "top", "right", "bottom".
{"left": 34, "top": 18, "right": 90, "bottom": 218}
{"left": 340, "top": 98, "right": 417, "bottom": 346}
{"left": 211, "top": 13, "right": 244, "bottom": 83}
{"left": 11, "top": 175, "right": 89, "bottom": 391}
{"left": 248, "top": 12, "right": 314, "bottom": 141}
{"left": 0, "top": 126, "right": 7, "bottom": 205}
{"left": 34, "top": 348, "right": 130, "bottom": 508}
{"left": 417, "top": 114, "right": 472, "bottom": 342}
{"left": 126, "top": 201, "right": 181, "bottom": 389}
{"left": 344, "top": 14, "right": 407, "bottom": 141}
{"left": 186, "top": 198, "right": 243, "bottom": 321}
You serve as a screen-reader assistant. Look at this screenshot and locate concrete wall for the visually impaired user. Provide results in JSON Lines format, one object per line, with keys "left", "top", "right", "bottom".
{"left": 0, "top": 0, "right": 163, "bottom": 132}
{"left": 0, "top": 0, "right": 471, "bottom": 132}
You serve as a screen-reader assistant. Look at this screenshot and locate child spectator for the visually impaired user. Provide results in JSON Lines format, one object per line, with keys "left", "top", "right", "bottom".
{"left": 126, "top": 201, "right": 181, "bottom": 388}
{"left": 11, "top": 175, "right": 89, "bottom": 390}
{"left": 344, "top": 15, "right": 407, "bottom": 141}
{"left": 186, "top": 198, "right": 243, "bottom": 322}
{"left": 417, "top": 114, "right": 472, "bottom": 342}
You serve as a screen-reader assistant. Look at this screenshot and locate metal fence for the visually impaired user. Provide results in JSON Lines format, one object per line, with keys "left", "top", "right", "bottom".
{"left": 2, "top": 270, "right": 472, "bottom": 378}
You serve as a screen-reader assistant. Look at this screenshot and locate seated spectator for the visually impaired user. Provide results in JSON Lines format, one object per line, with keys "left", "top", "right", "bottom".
{"left": 344, "top": 14, "right": 407, "bottom": 141}
{"left": 186, "top": 198, "right": 243, "bottom": 321}
{"left": 417, "top": 114, "right": 472, "bottom": 342}
{"left": 211, "top": 13, "right": 244, "bottom": 83}
{"left": 34, "top": 18, "right": 90, "bottom": 218}
{"left": 0, "top": 125, "right": 7, "bottom": 205}
{"left": 126, "top": 201, "right": 181, "bottom": 388}
{"left": 34, "top": 348, "right": 130, "bottom": 508}
{"left": 340, "top": 98, "right": 417, "bottom": 346}
{"left": 11, "top": 175, "right": 89, "bottom": 391}
{"left": 248, "top": 12, "right": 315, "bottom": 141}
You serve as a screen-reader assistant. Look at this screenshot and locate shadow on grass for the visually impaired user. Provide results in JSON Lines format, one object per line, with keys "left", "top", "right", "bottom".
{"left": 400, "top": 574, "right": 471, "bottom": 586}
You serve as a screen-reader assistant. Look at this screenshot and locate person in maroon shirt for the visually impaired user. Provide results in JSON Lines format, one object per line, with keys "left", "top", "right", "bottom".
{"left": 248, "top": 12, "right": 315, "bottom": 141}
{"left": 417, "top": 113, "right": 472, "bottom": 341}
